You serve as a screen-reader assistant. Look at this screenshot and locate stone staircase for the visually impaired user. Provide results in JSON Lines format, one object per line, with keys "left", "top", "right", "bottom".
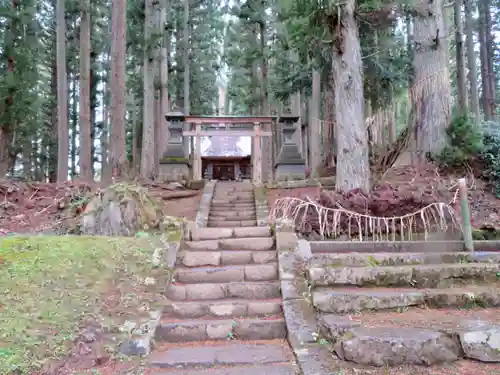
{"left": 307, "top": 243, "right": 500, "bottom": 368}
{"left": 147, "top": 181, "right": 298, "bottom": 374}
{"left": 207, "top": 181, "right": 257, "bottom": 227}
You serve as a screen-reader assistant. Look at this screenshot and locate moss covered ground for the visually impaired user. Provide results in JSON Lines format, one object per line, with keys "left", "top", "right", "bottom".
{"left": 0, "top": 235, "right": 170, "bottom": 374}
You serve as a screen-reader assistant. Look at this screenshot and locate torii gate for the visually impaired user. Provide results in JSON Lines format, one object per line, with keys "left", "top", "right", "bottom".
{"left": 182, "top": 116, "right": 275, "bottom": 184}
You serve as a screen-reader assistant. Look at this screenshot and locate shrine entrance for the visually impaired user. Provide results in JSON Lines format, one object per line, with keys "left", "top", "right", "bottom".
{"left": 161, "top": 114, "right": 306, "bottom": 184}
{"left": 182, "top": 116, "right": 275, "bottom": 184}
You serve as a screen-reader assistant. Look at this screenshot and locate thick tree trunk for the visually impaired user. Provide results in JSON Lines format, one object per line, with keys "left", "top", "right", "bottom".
{"left": 454, "top": 0, "right": 468, "bottom": 111}
{"left": 331, "top": 0, "right": 370, "bottom": 192}
{"left": 109, "top": 0, "right": 128, "bottom": 179}
{"left": 79, "top": 0, "right": 92, "bottom": 181}
{"left": 411, "top": 0, "right": 451, "bottom": 160}
{"left": 56, "top": 0, "right": 69, "bottom": 181}
{"left": 464, "top": 0, "right": 480, "bottom": 120}
{"left": 141, "top": 0, "right": 156, "bottom": 179}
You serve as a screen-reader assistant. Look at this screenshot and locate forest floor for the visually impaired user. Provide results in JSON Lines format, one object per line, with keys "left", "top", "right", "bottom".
{"left": 0, "top": 179, "right": 202, "bottom": 234}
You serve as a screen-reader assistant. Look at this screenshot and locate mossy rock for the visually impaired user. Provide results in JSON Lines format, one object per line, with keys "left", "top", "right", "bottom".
{"left": 186, "top": 179, "right": 205, "bottom": 190}
{"left": 472, "top": 224, "right": 500, "bottom": 240}
{"left": 81, "top": 183, "right": 164, "bottom": 236}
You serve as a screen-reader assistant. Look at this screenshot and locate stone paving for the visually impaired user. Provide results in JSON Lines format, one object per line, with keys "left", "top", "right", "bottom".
{"left": 146, "top": 181, "right": 299, "bottom": 374}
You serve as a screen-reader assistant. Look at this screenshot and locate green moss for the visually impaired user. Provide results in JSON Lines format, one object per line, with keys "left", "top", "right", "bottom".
{"left": 0, "top": 235, "right": 169, "bottom": 374}
{"left": 472, "top": 227, "right": 500, "bottom": 240}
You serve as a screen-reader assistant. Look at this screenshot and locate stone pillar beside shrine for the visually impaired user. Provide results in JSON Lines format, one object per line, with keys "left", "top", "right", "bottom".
{"left": 159, "top": 112, "right": 191, "bottom": 181}
{"left": 275, "top": 116, "right": 306, "bottom": 179}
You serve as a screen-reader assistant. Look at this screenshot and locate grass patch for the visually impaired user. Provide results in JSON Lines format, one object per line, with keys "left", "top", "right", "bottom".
{"left": 0, "top": 235, "right": 172, "bottom": 374}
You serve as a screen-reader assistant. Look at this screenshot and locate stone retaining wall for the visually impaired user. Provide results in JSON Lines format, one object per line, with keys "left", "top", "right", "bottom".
{"left": 194, "top": 180, "right": 216, "bottom": 228}
{"left": 275, "top": 224, "right": 335, "bottom": 374}
{"left": 309, "top": 239, "right": 500, "bottom": 253}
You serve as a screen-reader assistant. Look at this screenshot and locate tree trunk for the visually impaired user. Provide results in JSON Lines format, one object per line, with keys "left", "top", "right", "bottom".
{"left": 411, "top": 0, "right": 451, "bottom": 160}
{"left": 259, "top": 19, "right": 272, "bottom": 182}
{"left": 175, "top": 13, "right": 183, "bottom": 110}
{"left": 183, "top": 0, "right": 190, "bottom": 161}
{"left": 464, "top": 0, "right": 480, "bottom": 120}
{"left": 70, "top": 73, "right": 77, "bottom": 177}
{"left": 331, "top": 0, "right": 370, "bottom": 192}
{"left": 454, "top": 0, "right": 468, "bottom": 111}
{"left": 483, "top": 0, "right": 496, "bottom": 118}
{"left": 79, "top": 0, "right": 92, "bottom": 181}
{"left": 49, "top": 25, "right": 58, "bottom": 182}
{"left": 477, "top": 0, "right": 495, "bottom": 120}
{"left": 101, "top": 16, "right": 112, "bottom": 182}
{"left": 309, "top": 70, "right": 321, "bottom": 176}
{"left": 183, "top": 0, "right": 190, "bottom": 114}
{"left": 141, "top": 0, "right": 156, "bottom": 179}
{"left": 159, "top": 0, "right": 169, "bottom": 158}
{"left": 322, "top": 71, "right": 335, "bottom": 168}
{"left": 109, "top": 0, "right": 128, "bottom": 179}
{"left": 56, "top": 0, "right": 69, "bottom": 181}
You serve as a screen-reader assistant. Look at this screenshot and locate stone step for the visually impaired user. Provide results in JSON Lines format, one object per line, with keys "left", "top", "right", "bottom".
{"left": 190, "top": 227, "right": 270, "bottom": 241}
{"left": 209, "top": 215, "right": 257, "bottom": 222}
{"left": 207, "top": 220, "right": 258, "bottom": 227}
{"left": 174, "top": 264, "right": 279, "bottom": 284}
{"left": 318, "top": 308, "right": 500, "bottom": 365}
{"left": 212, "top": 197, "right": 255, "bottom": 202}
{"left": 317, "top": 315, "right": 460, "bottom": 366}
{"left": 210, "top": 204, "right": 256, "bottom": 213}
{"left": 155, "top": 316, "right": 287, "bottom": 342}
{"left": 212, "top": 199, "right": 255, "bottom": 205}
{"left": 184, "top": 237, "right": 274, "bottom": 251}
{"left": 312, "top": 285, "right": 500, "bottom": 313}
{"left": 213, "top": 192, "right": 254, "bottom": 196}
{"left": 209, "top": 211, "right": 257, "bottom": 219}
{"left": 150, "top": 364, "right": 297, "bottom": 375}
{"left": 148, "top": 341, "right": 294, "bottom": 369}
{"left": 209, "top": 213, "right": 256, "bottom": 219}
{"left": 308, "top": 251, "right": 500, "bottom": 268}
{"left": 308, "top": 262, "right": 500, "bottom": 288}
{"left": 308, "top": 240, "right": 486, "bottom": 254}
{"left": 167, "top": 281, "right": 282, "bottom": 301}
{"left": 209, "top": 210, "right": 256, "bottom": 216}
{"left": 210, "top": 202, "right": 256, "bottom": 208}
{"left": 178, "top": 250, "right": 277, "bottom": 267}
{"left": 163, "top": 298, "right": 282, "bottom": 319}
